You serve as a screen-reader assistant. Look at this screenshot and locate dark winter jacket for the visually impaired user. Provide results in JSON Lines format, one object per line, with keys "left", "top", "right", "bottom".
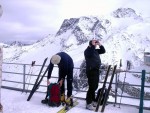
{"left": 84, "top": 45, "right": 105, "bottom": 71}
{"left": 47, "top": 52, "right": 74, "bottom": 79}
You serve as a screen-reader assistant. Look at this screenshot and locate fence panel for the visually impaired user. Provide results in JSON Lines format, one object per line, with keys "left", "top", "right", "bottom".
{"left": 1, "top": 62, "right": 150, "bottom": 109}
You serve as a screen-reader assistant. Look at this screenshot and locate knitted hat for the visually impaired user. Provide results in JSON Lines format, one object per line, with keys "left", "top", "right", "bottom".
{"left": 51, "top": 55, "right": 61, "bottom": 64}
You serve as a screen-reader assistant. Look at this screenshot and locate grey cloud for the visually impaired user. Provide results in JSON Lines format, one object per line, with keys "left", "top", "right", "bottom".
{"left": 0, "top": 0, "right": 149, "bottom": 44}
{"left": 0, "top": 0, "right": 60, "bottom": 44}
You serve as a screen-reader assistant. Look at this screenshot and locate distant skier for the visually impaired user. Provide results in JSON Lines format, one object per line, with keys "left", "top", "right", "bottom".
{"left": 84, "top": 39, "right": 106, "bottom": 110}
{"left": 42, "top": 52, "right": 74, "bottom": 105}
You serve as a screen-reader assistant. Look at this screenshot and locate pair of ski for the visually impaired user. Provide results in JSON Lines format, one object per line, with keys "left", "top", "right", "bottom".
{"left": 95, "top": 65, "right": 117, "bottom": 112}
{"left": 27, "top": 57, "right": 49, "bottom": 101}
{"left": 57, "top": 99, "right": 78, "bottom": 113}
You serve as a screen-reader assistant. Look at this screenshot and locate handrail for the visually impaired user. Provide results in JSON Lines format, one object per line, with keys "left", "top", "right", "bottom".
{"left": 2, "top": 62, "right": 150, "bottom": 108}
{"left": 3, "top": 62, "right": 150, "bottom": 74}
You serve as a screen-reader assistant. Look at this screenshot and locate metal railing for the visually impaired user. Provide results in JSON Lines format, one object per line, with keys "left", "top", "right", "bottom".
{"left": 2, "top": 62, "right": 150, "bottom": 109}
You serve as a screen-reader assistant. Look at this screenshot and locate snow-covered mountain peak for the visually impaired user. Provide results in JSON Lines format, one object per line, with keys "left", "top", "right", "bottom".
{"left": 112, "top": 8, "right": 143, "bottom": 20}
{"left": 56, "top": 16, "right": 111, "bottom": 51}
{"left": 0, "top": 43, "right": 9, "bottom": 48}
{"left": 2, "top": 8, "right": 150, "bottom": 70}
{"left": 51, "top": 13, "right": 150, "bottom": 70}
{"left": 56, "top": 18, "right": 79, "bottom": 36}
{"left": 10, "top": 41, "right": 27, "bottom": 46}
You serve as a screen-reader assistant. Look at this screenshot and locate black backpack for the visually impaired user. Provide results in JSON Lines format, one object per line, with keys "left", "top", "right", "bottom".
{"left": 95, "top": 88, "right": 108, "bottom": 105}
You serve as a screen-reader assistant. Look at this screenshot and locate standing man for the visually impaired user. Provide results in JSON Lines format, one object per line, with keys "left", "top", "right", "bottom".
{"left": 42, "top": 52, "right": 74, "bottom": 104}
{"left": 84, "top": 40, "right": 106, "bottom": 110}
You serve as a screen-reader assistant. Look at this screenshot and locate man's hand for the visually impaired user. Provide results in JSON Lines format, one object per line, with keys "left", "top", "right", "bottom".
{"left": 47, "top": 79, "right": 50, "bottom": 86}
{"left": 92, "top": 40, "right": 101, "bottom": 46}
{"left": 96, "top": 40, "right": 101, "bottom": 46}
{"left": 58, "top": 79, "right": 63, "bottom": 87}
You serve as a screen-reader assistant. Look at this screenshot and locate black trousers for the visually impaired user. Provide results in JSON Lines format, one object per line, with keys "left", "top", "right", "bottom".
{"left": 58, "top": 68, "right": 73, "bottom": 97}
{"left": 86, "top": 69, "right": 99, "bottom": 104}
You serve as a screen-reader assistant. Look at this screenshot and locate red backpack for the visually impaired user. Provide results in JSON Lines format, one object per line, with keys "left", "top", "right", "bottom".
{"left": 47, "top": 83, "right": 61, "bottom": 107}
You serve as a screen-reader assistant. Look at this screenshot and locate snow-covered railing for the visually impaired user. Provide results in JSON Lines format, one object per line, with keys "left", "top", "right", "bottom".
{"left": 2, "top": 62, "right": 51, "bottom": 92}
{"left": 0, "top": 47, "right": 3, "bottom": 112}
{"left": 0, "top": 47, "right": 2, "bottom": 88}
{"left": 1, "top": 62, "right": 150, "bottom": 109}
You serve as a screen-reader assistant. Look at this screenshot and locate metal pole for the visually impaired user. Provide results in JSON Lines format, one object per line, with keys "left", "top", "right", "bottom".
{"left": 114, "top": 73, "right": 117, "bottom": 106}
{"left": 0, "top": 5, "right": 3, "bottom": 17}
{"left": 0, "top": 47, "right": 2, "bottom": 94}
{"left": 114, "top": 59, "right": 122, "bottom": 107}
{"left": 119, "top": 60, "right": 127, "bottom": 108}
{"left": 139, "top": 70, "right": 145, "bottom": 113}
{"left": 0, "top": 47, "right": 3, "bottom": 112}
{"left": 0, "top": 5, "right": 3, "bottom": 113}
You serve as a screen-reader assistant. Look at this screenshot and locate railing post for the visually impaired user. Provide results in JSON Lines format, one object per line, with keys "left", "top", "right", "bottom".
{"left": 0, "top": 47, "right": 2, "bottom": 83}
{"left": 114, "top": 73, "right": 118, "bottom": 106}
{"left": 0, "top": 47, "right": 2, "bottom": 92}
{"left": 23, "top": 64, "right": 26, "bottom": 92}
{"left": 0, "top": 5, "right": 3, "bottom": 17}
{"left": 139, "top": 70, "right": 145, "bottom": 113}
{"left": 0, "top": 47, "right": 3, "bottom": 112}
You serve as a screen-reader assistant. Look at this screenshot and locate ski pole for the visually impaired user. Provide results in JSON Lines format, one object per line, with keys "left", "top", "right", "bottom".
{"left": 118, "top": 61, "right": 128, "bottom": 108}
{"left": 114, "top": 59, "right": 122, "bottom": 107}
{"left": 26, "top": 61, "right": 36, "bottom": 93}
{"left": 27, "top": 58, "right": 48, "bottom": 101}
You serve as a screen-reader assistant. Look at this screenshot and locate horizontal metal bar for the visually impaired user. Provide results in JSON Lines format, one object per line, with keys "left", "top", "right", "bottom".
{"left": 2, "top": 86, "right": 23, "bottom": 92}
{"left": 3, "top": 62, "right": 150, "bottom": 74}
{"left": 2, "top": 62, "right": 150, "bottom": 109}
{"left": 109, "top": 94, "right": 150, "bottom": 100}
{"left": 2, "top": 80, "right": 23, "bottom": 84}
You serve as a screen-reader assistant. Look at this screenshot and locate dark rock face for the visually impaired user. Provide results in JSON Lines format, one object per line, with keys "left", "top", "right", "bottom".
{"left": 118, "top": 80, "right": 150, "bottom": 99}
{"left": 56, "top": 18, "right": 79, "bottom": 36}
{"left": 73, "top": 60, "right": 88, "bottom": 90}
{"left": 73, "top": 60, "right": 108, "bottom": 90}
{"left": 56, "top": 16, "right": 110, "bottom": 47}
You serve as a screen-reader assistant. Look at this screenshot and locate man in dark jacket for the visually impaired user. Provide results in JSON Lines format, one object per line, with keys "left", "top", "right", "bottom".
{"left": 84, "top": 39, "right": 106, "bottom": 110}
{"left": 42, "top": 52, "right": 74, "bottom": 104}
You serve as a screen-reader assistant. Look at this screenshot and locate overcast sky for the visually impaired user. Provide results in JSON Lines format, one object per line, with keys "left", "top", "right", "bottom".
{"left": 0, "top": 0, "right": 150, "bottom": 44}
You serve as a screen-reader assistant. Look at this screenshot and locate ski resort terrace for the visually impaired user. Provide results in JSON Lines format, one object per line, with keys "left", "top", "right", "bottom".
{"left": 2, "top": 62, "right": 150, "bottom": 112}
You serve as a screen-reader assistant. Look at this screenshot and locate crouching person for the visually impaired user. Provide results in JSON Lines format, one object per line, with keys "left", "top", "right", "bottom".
{"left": 41, "top": 52, "right": 74, "bottom": 106}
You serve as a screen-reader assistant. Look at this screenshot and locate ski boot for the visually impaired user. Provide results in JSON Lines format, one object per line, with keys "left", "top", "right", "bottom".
{"left": 65, "top": 96, "right": 73, "bottom": 106}
{"left": 61, "top": 93, "right": 66, "bottom": 106}
{"left": 41, "top": 98, "right": 48, "bottom": 104}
